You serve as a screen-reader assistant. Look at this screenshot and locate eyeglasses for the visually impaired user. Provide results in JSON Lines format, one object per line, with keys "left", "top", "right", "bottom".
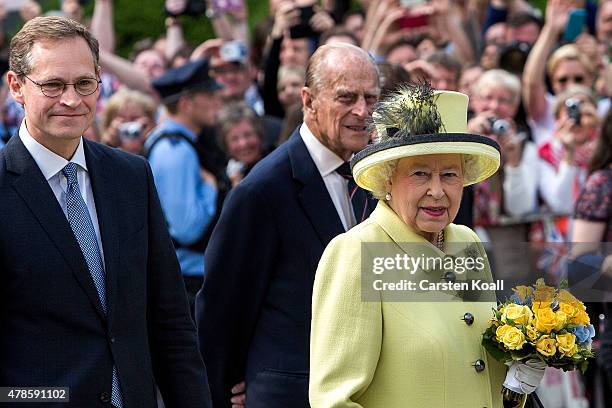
{"left": 556, "top": 75, "right": 585, "bottom": 84}
{"left": 23, "top": 75, "right": 102, "bottom": 97}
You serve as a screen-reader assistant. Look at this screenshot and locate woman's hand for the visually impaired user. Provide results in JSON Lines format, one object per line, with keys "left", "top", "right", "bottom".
{"left": 544, "top": 0, "right": 574, "bottom": 35}
{"left": 497, "top": 126, "right": 524, "bottom": 168}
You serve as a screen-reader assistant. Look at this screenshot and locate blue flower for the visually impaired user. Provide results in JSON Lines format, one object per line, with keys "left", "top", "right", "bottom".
{"left": 509, "top": 294, "right": 532, "bottom": 307}
{"left": 573, "top": 325, "right": 595, "bottom": 346}
{"left": 510, "top": 294, "right": 522, "bottom": 304}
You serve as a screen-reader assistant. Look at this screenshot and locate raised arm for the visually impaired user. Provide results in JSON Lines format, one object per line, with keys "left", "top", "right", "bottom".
{"left": 91, "top": 0, "right": 115, "bottom": 53}
{"left": 522, "top": 0, "right": 571, "bottom": 122}
{"left": 99, "top": 50, "right": 157, "bottom": 97}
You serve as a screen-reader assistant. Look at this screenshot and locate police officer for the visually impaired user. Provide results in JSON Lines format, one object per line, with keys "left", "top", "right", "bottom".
{"left": 145, "top": 59, "right": 222, "bottom": 313}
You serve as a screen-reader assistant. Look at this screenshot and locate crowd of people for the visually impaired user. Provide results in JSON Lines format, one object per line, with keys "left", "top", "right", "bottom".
{"left": 0, "top": 0, "right": 612, "bottom": 407}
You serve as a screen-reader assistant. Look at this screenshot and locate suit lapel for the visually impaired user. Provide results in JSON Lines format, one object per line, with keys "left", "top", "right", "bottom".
{"left": 5, "top": 136, "right": 106, "bottom": 321}
{"left": 287, "top": 130, "right": 345, "bottom": 247}
{"left": 84, "top": 141, "right": 121, "bottom": 325}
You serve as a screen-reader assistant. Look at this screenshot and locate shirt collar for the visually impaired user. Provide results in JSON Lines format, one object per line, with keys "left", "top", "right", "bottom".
{"left": 19, "top": 119, "right": 88, "bottom": 180}
{"left": 158, "top": 118, "right": 197, "bottom": 141}
{"left": 299, "top": 123, "right": 345, "bottom": 177}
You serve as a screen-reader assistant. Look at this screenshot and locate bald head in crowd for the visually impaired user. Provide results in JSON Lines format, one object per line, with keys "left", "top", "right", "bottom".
{"left": 301, "top": 43, "right": 380, "bottom": 161}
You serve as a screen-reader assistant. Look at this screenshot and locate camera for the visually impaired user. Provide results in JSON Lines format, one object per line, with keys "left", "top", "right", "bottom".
{"left": 118, "top": 122, "right": 143, "bottom": 141}
{"left": 499, "top": 41, "right": 532, "bottom": 75}
{"left": 565, "top": 98, "right": 582, "bottom": 125}
{"left": 220, "top": 41, "right": 248, "bottom": 63}
{"left": 488, "top": 117, "right": 511, "bottom": 136}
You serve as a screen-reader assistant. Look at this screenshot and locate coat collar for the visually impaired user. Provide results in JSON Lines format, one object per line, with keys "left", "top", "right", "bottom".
{"left": 286, "top": 127, "right": 345, "bottom": 246}
{"left": 6, "top": 136, "right": 120, "bottom": 324}
{"left": 369, "top": 200, "right": 478, "bottom": 258}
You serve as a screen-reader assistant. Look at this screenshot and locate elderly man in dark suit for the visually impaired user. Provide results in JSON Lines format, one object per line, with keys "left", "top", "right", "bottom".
{"left": 196, "top": 43, "right": 380, "bottom": 408}
{"left": 0, "top": 16, "right": 211, "bottom": 407}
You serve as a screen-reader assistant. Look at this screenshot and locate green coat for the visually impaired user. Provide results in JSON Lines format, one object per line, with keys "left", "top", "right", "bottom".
{"left": 310, "top": 201, "right": 508, "bottom": 407}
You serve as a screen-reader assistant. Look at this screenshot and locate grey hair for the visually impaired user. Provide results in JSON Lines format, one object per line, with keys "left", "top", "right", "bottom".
{"left": 367, "top": 159, "right": 398, "bottom": 200}
{"left": 304, "top": 43, "right": 378, "bottom": 96}
{"left": 216, "top": 101, "right": 264, "bottom": 149}
{"left": 472, "top": 69, "right": 521, "bottom": 106}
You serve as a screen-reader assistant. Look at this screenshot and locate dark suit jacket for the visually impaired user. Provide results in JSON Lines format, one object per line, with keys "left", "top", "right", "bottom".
{"left": 0, "top": 136, "right": 211, "bottom": 407}
{"left": 196, "top": 128, "right": 375, "bottom": 408}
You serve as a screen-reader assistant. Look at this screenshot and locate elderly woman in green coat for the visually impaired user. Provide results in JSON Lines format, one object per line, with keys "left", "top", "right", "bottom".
{"left": 309, "top": 86, "right": 546, "bottom": 408}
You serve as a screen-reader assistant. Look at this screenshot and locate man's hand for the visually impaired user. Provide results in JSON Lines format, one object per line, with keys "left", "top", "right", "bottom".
{"left": 230, "top": 381, "right": 246, "bottom": 408}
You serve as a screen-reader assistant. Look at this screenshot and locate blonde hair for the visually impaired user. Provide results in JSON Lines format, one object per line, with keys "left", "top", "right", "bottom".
{"left": 101, "top": 88, "right": 158, "bottom": 130}
{"left": 546, "top": 44, "right": 594, "bottom": 77}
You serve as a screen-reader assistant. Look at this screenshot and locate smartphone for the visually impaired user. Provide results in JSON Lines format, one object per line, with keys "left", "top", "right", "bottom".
{"left": 562, "top": 8, "right": 587, "bottom": 42}
{"left": 398, "top": 13, "right": 429, "bottom": 29}
{"left": 289, "top": 6, "right": 317, "bottom": 39}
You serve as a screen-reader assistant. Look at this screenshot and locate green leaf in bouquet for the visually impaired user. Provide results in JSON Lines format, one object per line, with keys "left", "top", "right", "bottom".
{"left": 482, "top": 338, "right": 511, "bottom": 362}
{"left": 510, "top": 349, "right": 531, "bottom": 360}
{"left": 579, "top": 360, "right": 589, "bottom": 374}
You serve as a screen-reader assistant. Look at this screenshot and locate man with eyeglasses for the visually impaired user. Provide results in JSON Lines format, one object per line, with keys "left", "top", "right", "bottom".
{"left": 0, "top": 16, "right": 212, "bottom": 408}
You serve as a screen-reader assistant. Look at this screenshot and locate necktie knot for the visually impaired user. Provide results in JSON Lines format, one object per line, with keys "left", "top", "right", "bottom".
{"left": 62, "top": 162, "right": 79, "bottom": 186}
{"left": 335, "top": 162, "right": 353, "bottom": 180}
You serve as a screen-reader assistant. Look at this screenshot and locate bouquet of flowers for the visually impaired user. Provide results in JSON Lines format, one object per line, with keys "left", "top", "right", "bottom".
{"left": 482, "top": 279, "right": 595, "bottom": 407}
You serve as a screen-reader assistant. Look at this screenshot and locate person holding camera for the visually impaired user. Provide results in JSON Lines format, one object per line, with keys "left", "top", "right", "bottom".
{"left": 467, "top": 68, "right": 535, "bottom": 225}
{"left": 100, "top": 87, "right": 158, "bottom": 154}
{"left": 522, "top": 0, "right": 596, "bottom": 145}
{"left": 535, "top": 86, "right": 599, "bottom": 215}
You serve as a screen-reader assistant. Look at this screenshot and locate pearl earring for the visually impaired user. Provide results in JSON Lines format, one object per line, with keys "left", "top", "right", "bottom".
{"left": 385, "top": 192, "right": 392, "bottom": 201}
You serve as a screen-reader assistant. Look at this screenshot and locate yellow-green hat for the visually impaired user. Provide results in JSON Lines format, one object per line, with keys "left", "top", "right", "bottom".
{"left": 351, "top": 87, "right": 501, "bottom": 192}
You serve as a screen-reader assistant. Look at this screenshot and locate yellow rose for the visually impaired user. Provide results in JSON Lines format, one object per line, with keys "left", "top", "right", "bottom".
{"left": 526, "top": 325, "right": 539, "bottom": 342}
{"left": 556, "top": 333, "right": 577, "bottom": 357}
{"left": 534, "top": 308, "right": 557, "bottom": 334}
{"left": 498, "top": 325, "right": 527, "bottom": 350}
{"left": 501, "top": 304, "right": 534, "bottom": 326}
{"left": 535, "top": 335, "right": 557, "bottom": 357}
{"left": 554, "top": 310, "right": 568, "bottom": 330}
{"left": 559, "top": 302, "right": 577, "bottom": 319}
{"left": 571, "top": 309, "right": 591, "bottom": 326}
{"left": 496, "top": 324, "right": 513, "bottom": 341}
{"left": 532, "top": 300, "right": 552, "bottom": 312}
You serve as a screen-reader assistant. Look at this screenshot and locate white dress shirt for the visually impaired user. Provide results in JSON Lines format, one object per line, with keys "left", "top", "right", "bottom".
{"left": 19, "top": 121, "right": 105, "bottom": 267}
{"left": 300, "top": 123, "right": 355, "bottom": 231}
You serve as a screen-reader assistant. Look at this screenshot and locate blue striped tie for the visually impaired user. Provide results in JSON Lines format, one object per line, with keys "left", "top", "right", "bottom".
{"left": 62, "top": 162, "right": 123, "bottom": 408}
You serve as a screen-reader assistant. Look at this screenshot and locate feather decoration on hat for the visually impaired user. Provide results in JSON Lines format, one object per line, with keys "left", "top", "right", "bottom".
{"left": 371, "top": 83, "right": 444, "bottom": 142}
